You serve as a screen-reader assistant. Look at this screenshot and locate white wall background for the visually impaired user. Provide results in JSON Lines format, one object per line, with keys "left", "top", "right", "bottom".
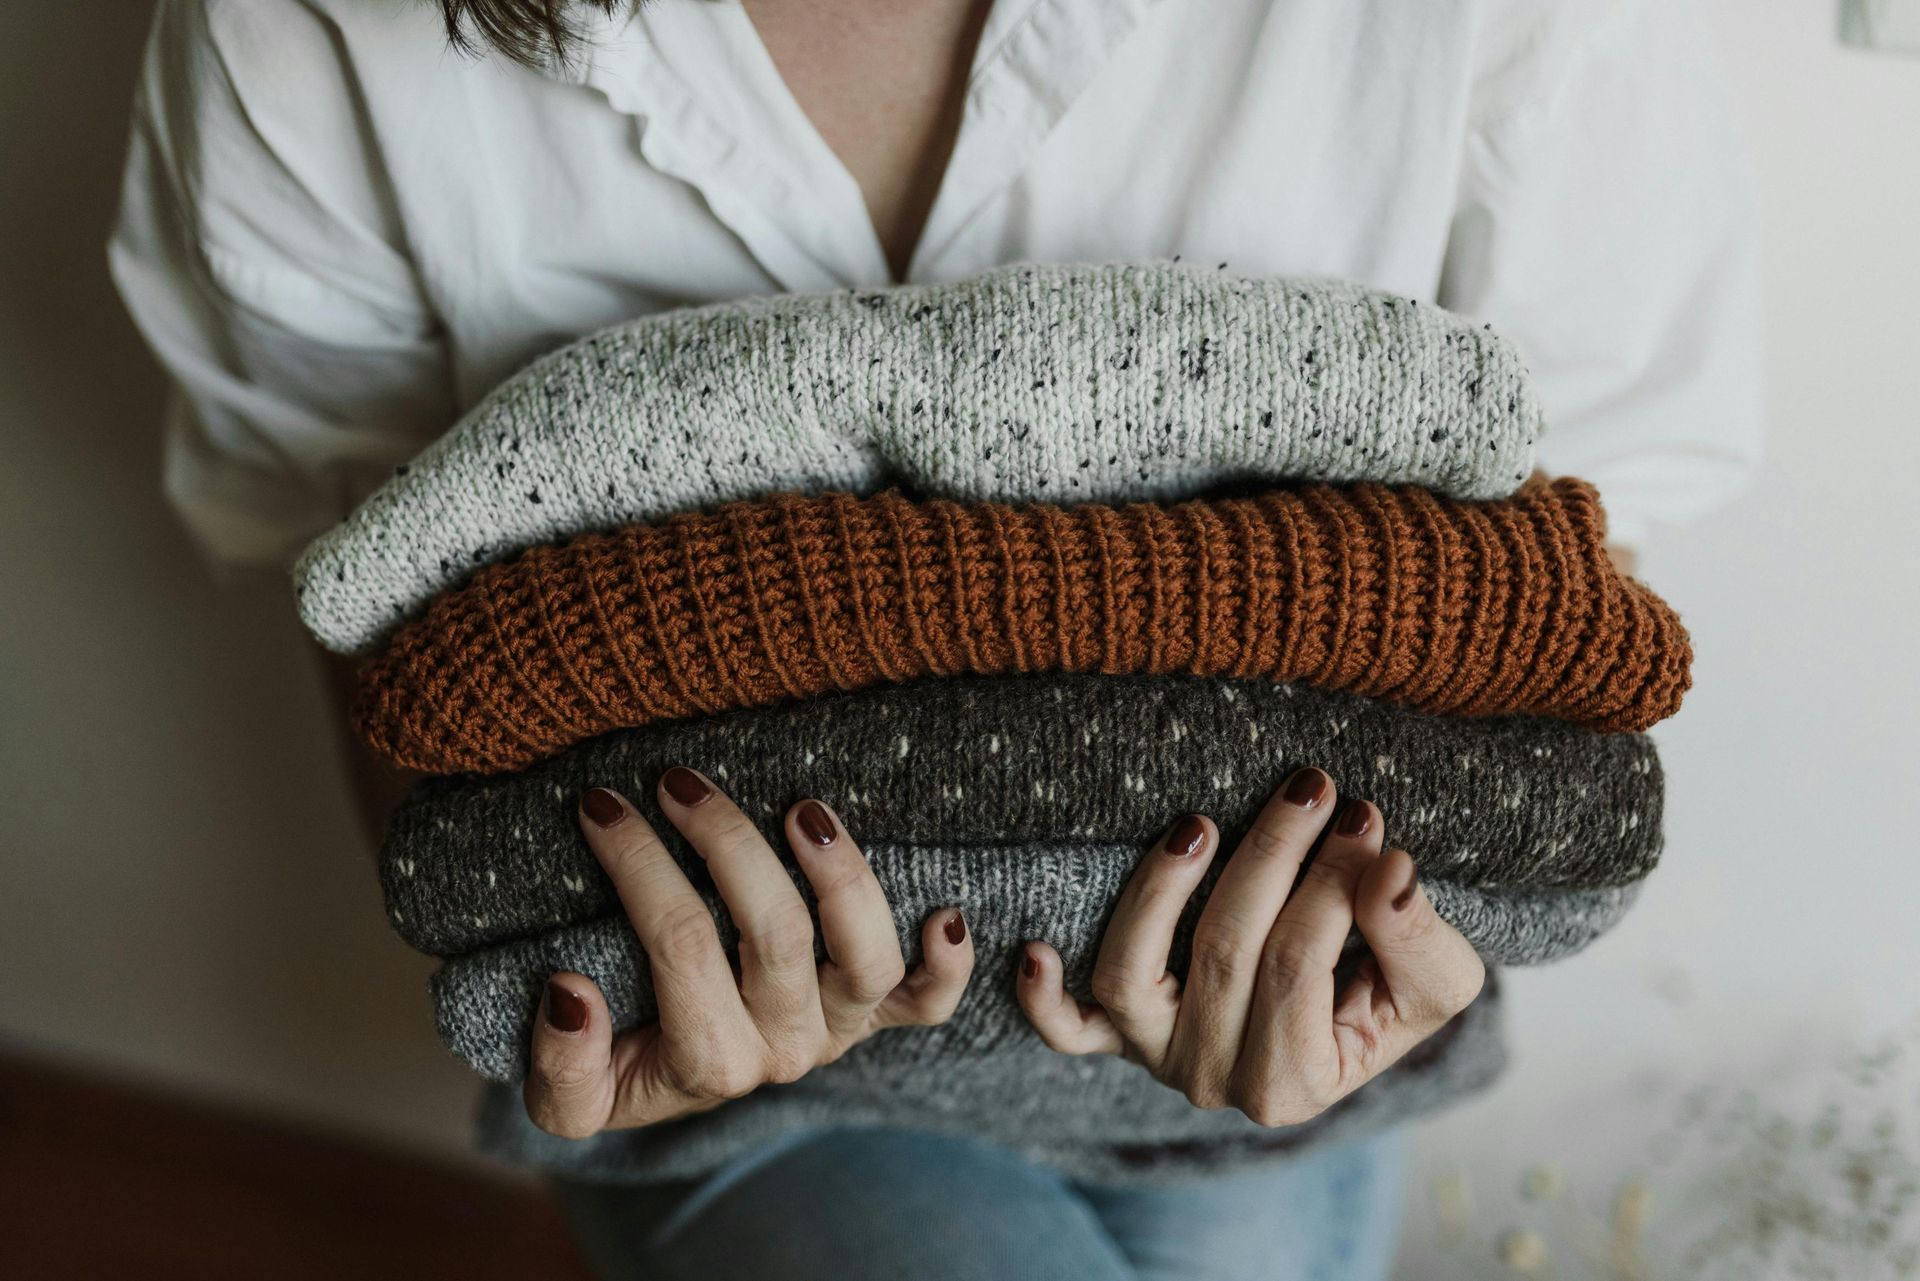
{"left": 1, "top": 0, "right": 1915, "bottom": 1266}
{"left": 1400, "top": 4, "right": 1920, "bottom": 1273}
{"left": 0, "top": 4, "right": 472, "bottom": 1156}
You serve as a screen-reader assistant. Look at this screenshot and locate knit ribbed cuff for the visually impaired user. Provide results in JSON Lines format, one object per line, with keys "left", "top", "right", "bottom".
{"left": 357, "top": 479, "right": 1690, "bottom": 775}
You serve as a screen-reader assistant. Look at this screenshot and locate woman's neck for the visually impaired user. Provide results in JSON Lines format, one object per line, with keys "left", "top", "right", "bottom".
{"left": 741, "top": 0, "right": 994, "bottom": 282}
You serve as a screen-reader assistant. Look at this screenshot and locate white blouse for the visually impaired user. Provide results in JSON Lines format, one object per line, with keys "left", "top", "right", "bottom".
{"left": 110, "top": 0, "right": 1761, "bottom": 568}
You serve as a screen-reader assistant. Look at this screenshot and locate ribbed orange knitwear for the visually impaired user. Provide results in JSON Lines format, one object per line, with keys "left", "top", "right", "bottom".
{"left": 354, "top": 478, "right": 1691, "bottom": 775}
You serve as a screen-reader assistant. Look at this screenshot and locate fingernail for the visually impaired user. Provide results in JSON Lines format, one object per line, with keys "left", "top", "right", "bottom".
{"left": 1391, "top": 864, "right": 1420, "bottom": 912}
{"left": 1162, "top": 813, "right": 1207, "bottom": 859}
{"left": 581, "top": 787, "right": 626, "bottom": 829}
{"left": 796, "top": 800, "right": 837, "bottom": 846}
{"left": 1021, "top": 949, "right": 1040, "bottom": 980}
{"left": 944, "top": 911, "right": 967, "bottom": 945}
{"left": 545, "top": 980, "right": 588, "bottom": 1033}
{"left": 1335, "top": 799, "right": 1372, "bottom": 839}
{"left": 661, "top": 766, "right": 712, "bottom": 808}
{"left": 1284, "top": 767, "right": 1328, "bottom": 809}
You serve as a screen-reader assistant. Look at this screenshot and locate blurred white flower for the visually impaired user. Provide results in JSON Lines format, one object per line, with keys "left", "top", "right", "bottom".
{"left": 1408, "top": 1023, "right": 1920, "bottom": 1278}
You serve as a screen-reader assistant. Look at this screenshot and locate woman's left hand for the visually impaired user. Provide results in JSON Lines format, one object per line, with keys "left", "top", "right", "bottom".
{"left": 1015, "top": 768, "right": 1485, "bottom": 1127}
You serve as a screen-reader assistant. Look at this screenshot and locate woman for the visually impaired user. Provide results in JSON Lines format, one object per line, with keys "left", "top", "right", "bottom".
{"left": 110, "top": 1, "right": 1759, "bottom": 1276}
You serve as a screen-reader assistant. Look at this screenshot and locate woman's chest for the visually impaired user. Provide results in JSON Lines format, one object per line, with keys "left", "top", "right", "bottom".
{"left": 363, "top": 0, "right": 1484, "bottom": 406}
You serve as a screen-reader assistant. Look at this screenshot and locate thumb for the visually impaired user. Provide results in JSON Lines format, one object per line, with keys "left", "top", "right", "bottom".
{"left": 522, "top": 972, "right": 617, "bottom": 1139}
{"left": 1353, "top": 850, "right": 1485, "bottom": 1028}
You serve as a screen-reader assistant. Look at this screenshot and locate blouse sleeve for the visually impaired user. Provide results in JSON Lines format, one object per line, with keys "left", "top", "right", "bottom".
{"left": 1439, "top": 0, "right": 1763, "bottom": 550}
{"left": 108, "top": 0, "right": 456, "bottom": 570}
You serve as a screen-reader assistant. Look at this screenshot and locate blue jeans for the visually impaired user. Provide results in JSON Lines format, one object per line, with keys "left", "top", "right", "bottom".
{"left": 553, "top": 1126, "right": 1408, "bottom": 1281}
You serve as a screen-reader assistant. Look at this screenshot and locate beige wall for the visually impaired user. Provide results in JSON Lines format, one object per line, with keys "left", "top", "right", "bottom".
{"left": 2, "top": 1, "right": 1916, "bottom": 1226}
{"left": 0, "top": 4, "right": 477, "bottom": 1158}
{"left": 1401, "top": 1, "right": 1920, "bottom": 1265}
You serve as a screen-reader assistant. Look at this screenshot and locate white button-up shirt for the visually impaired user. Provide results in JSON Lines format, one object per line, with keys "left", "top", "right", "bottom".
{"left": 110, "top": 0, "right": 1761, "bottom": 568}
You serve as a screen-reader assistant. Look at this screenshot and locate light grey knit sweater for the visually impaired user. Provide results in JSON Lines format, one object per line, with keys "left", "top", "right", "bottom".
{"left": 432, "top": 842, "right": 1628, "bottom": 1084}
{"left": 471, "top": 981, "right": 1507, "bottom": 1187}
{"left": 440, "top": 837, "right": 1525, "bottom": 1186}
{"left": 381, "top": 676, "right": 1662, "bottom": 957}
{"left": 295, "top": 261, "right": 1543, "bottom": 655}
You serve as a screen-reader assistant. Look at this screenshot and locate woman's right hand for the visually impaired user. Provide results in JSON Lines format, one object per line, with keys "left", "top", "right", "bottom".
{"left": 524, "top": 768, "right": 976, "bottom": 1138}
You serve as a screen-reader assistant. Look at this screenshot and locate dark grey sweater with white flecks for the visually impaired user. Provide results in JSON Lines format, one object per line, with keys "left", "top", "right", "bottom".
{"left": 381, "top": 674, "right": 1663, "bottom": 957}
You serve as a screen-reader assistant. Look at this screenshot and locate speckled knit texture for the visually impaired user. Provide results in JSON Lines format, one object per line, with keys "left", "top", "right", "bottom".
{"left": 381, "top": 675, "right": 1663, "bottom": 957}
{"left": 355, "top": 479, "right": 1691, "bottom": 775}
{"left": 470, "top": 974, "right": 1506, "bottom": 1187}
{"left": 295, "top": 260, "right": 1544, "bottom": 655}
{"left": 431, "top": 848, "right": 1622, "bottom": 1087}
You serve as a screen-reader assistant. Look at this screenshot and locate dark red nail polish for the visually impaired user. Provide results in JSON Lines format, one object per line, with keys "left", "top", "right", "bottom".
{"left": 546, "top": 980, "right": 588, "bottom": 1033}
{"left": 1391, "top": 865, "right": 1419, "bottom": 912}
{"left": 662, "top": 766, "right": 712, "bottom": 807}
{"left": 796, "top": 800, "right": 837, "bottom": 846}
{"left": 1334, "top": 799, "right": 1372, "bottom": 839}
{"left": 581, "top": 787, "right": 626, "bottom": 829}
{"left": 1163, "top": 813, "right": 1207, "bottom": 859}
{"left": 1021, "top": 950, "right": 1040, "bottom": 980}
{"left": 944, "top": 911, "right": 967, "bottom": 945}
{"left": 1284, "top": 768, "right": 1328, "bottom": 809}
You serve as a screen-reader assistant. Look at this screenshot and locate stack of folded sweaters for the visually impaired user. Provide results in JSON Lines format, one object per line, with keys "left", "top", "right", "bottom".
{"left": 295, "top": 261, "right": 1689, "bottom": 1184}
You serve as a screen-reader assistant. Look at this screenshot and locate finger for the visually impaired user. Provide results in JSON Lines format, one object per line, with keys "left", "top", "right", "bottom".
{"left": 1352, "top": 849, "right": 1487, "bottom": 1035}
{"left": 1015, "top": 941, "right": 1126, "bottom": 1057}
{"left": 1167, "top": 767, "right": 1336, "bottom": 1084}
{"left": 1087, "top": 814, "right": 1217, "bottom": 1069}
{"left": 874, "top": 907, "right": 977, "bottom": 1029}
{"left": 657, "top": 768, "right": 822, "bottom": 1037}
{"left": 1236, "top": 798, "right": 1384, "bottom": 1099}
{"left": 1260, "top": 798, "right": 1383, "bottom": 1011}
{"left": 786, "top": 799, "right": 908, "bottom": 1042}
{"left": 523, "top": 973, "right": 616, "bottom": 1139}
{"left": 577, "top": 786, "right": 748, "bottom": 1077}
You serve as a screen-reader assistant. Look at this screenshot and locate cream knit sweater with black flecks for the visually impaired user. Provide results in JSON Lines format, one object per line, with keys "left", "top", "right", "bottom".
{"left": 294, "top": 260, "right": 1543, "bottom": 655}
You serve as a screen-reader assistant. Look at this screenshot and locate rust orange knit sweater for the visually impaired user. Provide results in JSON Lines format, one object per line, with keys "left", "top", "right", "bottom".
{"left": 354, "top": 478, "right": 1691, "bottom": 775}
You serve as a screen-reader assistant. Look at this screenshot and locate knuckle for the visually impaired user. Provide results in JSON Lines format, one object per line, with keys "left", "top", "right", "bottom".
{"left": 1089, "top": 958, "right": 1153, "bottom": 1015}
{"left": 1173, "top": 1056, "right": 1232, "bottom": 1111}
{"left": 526, "top": 1108, "right": 598, "bottom": 1141}
{"left": 1236, "top": 816, "right": 1309, "bottom": 867}
{"left": 806, "top": 852, "right": 878, "bottom": 903}
{"left": 761, "top": 1039, "right": 820, "bottom": 1086}
{"left": 920, "top": 984, "right": 970, "bottom": 1025}
{"left": 1031, "top": 1019, "right": 1077, "bottom": 1053}
{"left": 677, "top": 1052, "right": 759, "bottom": 1102}
{"left": 596, "top": 821, "right": 669, "bottom": 873}
{"left": 523, "top": 1080, "right": 598, "bottom": 1140}
{"left": 533, "top": 1054, "right": 601, "bottom": 1097}
{"left": 1240, "top": 1091, "right": 1308, "bottom": 1129}
{"left": 1182, "top": 1080, "right": 1230, "bottom": 1111}
{"left": 912, "top": 990, "right": 964, "bottom": 1027}
{"left": 745, "top": 901, "right": 817, "bottom": 961}
{"left": 1187, "top": 922, "right": 1250, "bottom": 978}
{"left": 1231, "top": 1064, "right": 1330, "bottom": 1128}
{"left": 1126, "top": 873, "right": 1195, "bottom": 920}
{"left": 840, "top": 955, "right": 907, "bottom": 1005}
{"left": 652, "top": 902, "right": 720, "bottom": 965}
{"left": 700, "top": 806, "right": 765, "bottom": 851}
{"left": 1297, "top": 854, "right": 1356, "bottom": 898}
{"left": 1235, "top": 1088, "right": 1282, "bottom": 1128}
{"left": 1259, "top": 930, "right": 1322, "bottom": 990}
